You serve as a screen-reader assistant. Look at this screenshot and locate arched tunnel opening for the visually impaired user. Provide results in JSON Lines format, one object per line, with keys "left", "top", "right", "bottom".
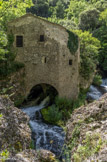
{"left": 24, "top": 84, "right": 58, "bottom": 106}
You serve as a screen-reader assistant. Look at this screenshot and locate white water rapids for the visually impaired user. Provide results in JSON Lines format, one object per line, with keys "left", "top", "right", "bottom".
{"left": 21, "top": 97, "right": 65, "bottom": 158}
{"left": 87, "top": 78, "right": 107, "bottom": 100}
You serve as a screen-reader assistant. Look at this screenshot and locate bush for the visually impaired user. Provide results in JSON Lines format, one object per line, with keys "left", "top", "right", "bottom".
{"left": 41, "top": 92, "right": 87, "bottom": 125}
{"left": 72, "top": 30, "right": 100, "bottom": 80}
{"left": 73, "top": 89, "right": 87, "bottom": 109}
{"left": 0, "top": 150, "right": 9, "bottom": 162}
{"left": 41, "top": 105, "right": 62, "bottom": 125}
{"left": 92, "top": 74, "right": 102, "bottom": 86}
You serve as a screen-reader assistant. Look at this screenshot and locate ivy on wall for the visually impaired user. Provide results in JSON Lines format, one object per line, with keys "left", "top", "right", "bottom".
{"left": 67, "top": 30, "right": 78, "bottom": 55}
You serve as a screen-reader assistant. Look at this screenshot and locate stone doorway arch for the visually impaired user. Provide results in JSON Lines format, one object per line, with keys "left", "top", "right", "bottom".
{"left": 27, "top": 83, "right": 58, "bottom": 105}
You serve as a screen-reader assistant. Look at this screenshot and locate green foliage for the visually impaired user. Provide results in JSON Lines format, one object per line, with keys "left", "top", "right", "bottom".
{"left": 14, "top": 95, "right": 25, "bottom": 107}
{"left": 0, "top": 33, "right": 24, "bottom": 78}
{"left": 100, "top": 9, "right": 107, "bottom": 25}
{"left": 73, "top": 30, "right": 100, "bottom": 80}
{"left": 30, "top": 140, "right": 35, "bottom": 149}
{"left": 41, "top": 105, "right": 62, "bottom": 125}
{"left": 92, "top": 74, "right": 102, "bottom": 86}
{"left": 0, "top": 29, "right": 8, "bottom": 60}
{"left": 0, "top": 113, "right": 3, "bottom": 118}
{"left": 0, "top": 0, "right": 32, "bottom": 77}
{"left": 55, "top": 97, "right": 73, "bottom": 120}
{"left": 27, "top": 0, "right": 49, "bottom": 18}
{"left": 68, "top": 124, "right": 80, "bottom": 151}
{"left": 93, "top": 24, "right": 107, "bottom": 72}
{"left": 27, "top": 0, "right": 68, "bottom": 18}
{"left": 73, "top": 133, "right": 103, "bottom": 162}
{"left": 41, "top": 91, "right": 87, "bottom": 125}
{"left": 53, "top": 0, "right": 65, "bottom": 19}
{"left": 66, "top": 0, "right": 88, "bottom": 23}
{"left": 73, "top": 89, "right": 87, "bottom": 109}
{"left": 91, "top": 0, "right": 107, "bottom": 12}
{"left": 79, "top": 8, "right": 100, "bottom": 31}
{"left": 0, "top": 150, "right": 9, "bottom": 162}
{"left": 67, "top": 29, "right": 78, "bottom": 54}
{"left": 58, "top": 19, "right": 77, "bottom": 30}
{"left": 0, "top": 0, "right": 33, "bottom": 28}
{"left": 41, "top": 97, "right": 73, "bottom": 125}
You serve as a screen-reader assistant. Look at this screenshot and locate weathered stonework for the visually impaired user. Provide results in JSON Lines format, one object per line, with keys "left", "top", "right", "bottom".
{"left": 8, "top": 14, "right": 80, "bottom": 99}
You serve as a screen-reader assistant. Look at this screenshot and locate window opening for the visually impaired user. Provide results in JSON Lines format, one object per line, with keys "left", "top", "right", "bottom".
{"left": 69, "top": 60, "right": 72, "bottom": 65}
{"left": 44, "top": 57, "right": 47, "bottom": 63}
{"left": 16, "top": 36, "right": 23, "bottom": 47}
{"left": 40, "top": 35, "right": 44, "bottom": 42}
{"left": 42, "top": 57, "right": 47, "bottom": 63}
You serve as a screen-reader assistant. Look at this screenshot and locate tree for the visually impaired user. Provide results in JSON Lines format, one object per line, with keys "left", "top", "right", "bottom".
{"left": 79, "top": 8, "right": 100, "bottom": 31}
{"left": 100, "top": 9, "right": 107, "bottom": 25}
{"left": 72, "top": 30, "right": 100, "bottom": 79}
{"left": 54, "top": 0, "right": 65, "bottom": 18}
{"left": 0, "top": 0, "right": 33, "bottom": 28}
{"left": 0, "top": 0, "right": 33, "bottom": 75}
{"left": 66, "top": 0, "right": 88, "bottom": 23}
{"left": 27, "top": 0, "right": 49, "bottom": 17}
{"left": 0, "top": 29, "right": 8, "bottom": 60}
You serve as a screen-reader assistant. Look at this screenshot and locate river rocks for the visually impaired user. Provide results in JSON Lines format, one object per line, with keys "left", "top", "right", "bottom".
{"left": 0, "top": 95, "right": 31, "bottom": 154}
{"left": 5, "top": 149, "right": 56, "bottom": 162}
{"left": 66, "top": 93, "right": 107, "bottom": 162}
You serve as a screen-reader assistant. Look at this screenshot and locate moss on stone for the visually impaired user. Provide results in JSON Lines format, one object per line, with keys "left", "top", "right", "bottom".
{"left": 67, "top": 30, "right": 78, "bottom": 55}
{"left": 73, "top": 133, "right": 103, "bottom": 162}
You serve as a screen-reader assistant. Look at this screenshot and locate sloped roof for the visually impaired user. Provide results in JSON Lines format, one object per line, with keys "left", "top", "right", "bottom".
{"left": 8, "top": 13, "right": 66, "bottom": 31}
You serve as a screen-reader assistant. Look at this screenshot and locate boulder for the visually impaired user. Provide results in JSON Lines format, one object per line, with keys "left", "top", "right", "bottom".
{"left": 66, "top": 93, "right": 107, "bottom": 162}
{"left": 0, "top": 95, "right": 31, "bottom": 154}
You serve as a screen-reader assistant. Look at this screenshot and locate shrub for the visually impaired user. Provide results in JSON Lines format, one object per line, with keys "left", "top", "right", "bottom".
{"left": 30, "top": 140, "right": 35, "bottom": 149}
{"left": 41, "top": 92, "right": 87, "bottom": 125}
{"left": 0, "top": 114, "right": 3, "bottom": 118}
{"left": 41, "top": 105, "right": 62, "bottom": 125}
{"left": 41, "top": 97, "right": 74, "bottom": 125}
{"left": 92, "top": 74, "right": 102, "bottom": 86}
{"left": 0, "top": 150, "right": 9, "bottom": 162}
{"left": 72, "top": 30, "right": 100, "bottom": 80}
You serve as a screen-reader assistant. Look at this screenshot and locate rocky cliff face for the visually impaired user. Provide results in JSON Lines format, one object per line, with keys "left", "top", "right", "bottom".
{"left": 0, "top": 95, "right": 56, "bottom": 162}
{"left": 0, "top": 95, "right": 31, "bottom": 153}
{"left": 66, "top": 93, "right": 107, "bottom": 162}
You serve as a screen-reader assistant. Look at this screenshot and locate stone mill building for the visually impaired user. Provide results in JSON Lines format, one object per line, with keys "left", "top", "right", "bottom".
{"left": 8, "top": 14, "right": 80, "bottom": 99}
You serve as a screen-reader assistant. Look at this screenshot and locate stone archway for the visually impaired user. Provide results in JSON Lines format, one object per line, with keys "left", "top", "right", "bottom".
{"left": 27, "top": 83, "right": 58, "bottom": 104}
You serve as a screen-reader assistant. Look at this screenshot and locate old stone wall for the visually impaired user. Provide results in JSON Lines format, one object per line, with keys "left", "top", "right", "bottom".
{"left": 8, "top": 14, "right": 80, "bottom": 99}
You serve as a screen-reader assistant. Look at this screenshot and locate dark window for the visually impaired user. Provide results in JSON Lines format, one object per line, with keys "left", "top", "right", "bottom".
{"left": 40, "top": 35, "right": 44, "bottom": 42}
{"left": 69, "top": 60, "right": 72, "bottom": 65}
{"left": 44, "top": 57, "right": 47, "bottom": 63}
{"left": 16, "top": 36, "right": 23, "bottom": 47}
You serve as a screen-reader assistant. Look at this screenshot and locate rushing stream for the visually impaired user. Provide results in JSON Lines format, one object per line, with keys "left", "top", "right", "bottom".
{"left": 87, "top": 78, "right": 107, "bottom": 100}
{"left": 21, "top": 78, "right": 107, "bottom": 160}
{"left": 21, "top": 97, "right": 65, "bottom": 158}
